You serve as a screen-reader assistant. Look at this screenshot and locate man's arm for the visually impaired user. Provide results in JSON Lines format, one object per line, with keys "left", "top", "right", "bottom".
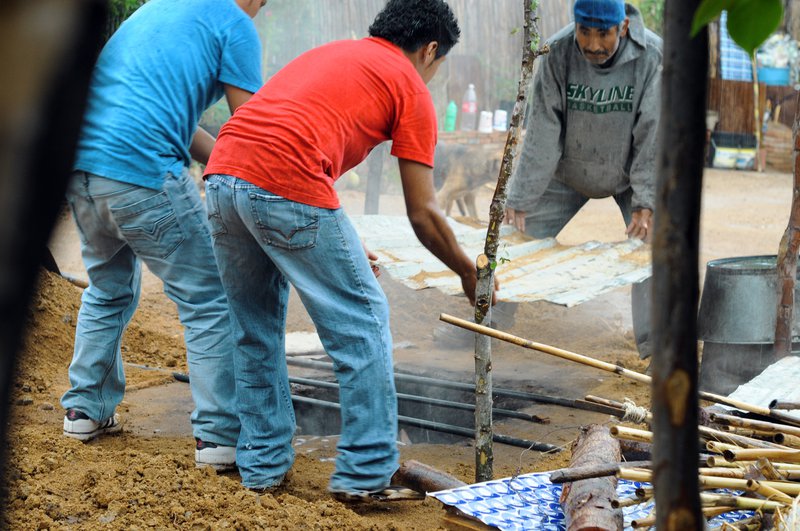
{"left": 505, "top": 50, "right": 566, "bottom": 228}
{"left": 627, "top": 55, "right": 661, "bottom": 241}
{"left": 398, "top": 158, "right": 491, "bottom": 306}
{"left": 189, "top": 84, "right": 254, "bottom": 164}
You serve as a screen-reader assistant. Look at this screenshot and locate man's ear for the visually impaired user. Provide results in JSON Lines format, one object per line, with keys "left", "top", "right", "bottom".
{"left": 423, "top": 41, "right": 439, "bottom": 66}
{"left": 619, "top": 18, "right": 630, "bottom": 38}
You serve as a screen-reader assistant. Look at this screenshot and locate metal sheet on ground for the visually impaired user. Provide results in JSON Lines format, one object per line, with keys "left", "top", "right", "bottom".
{"left": 351, "top": 215, "right": 651, "bottom": 307}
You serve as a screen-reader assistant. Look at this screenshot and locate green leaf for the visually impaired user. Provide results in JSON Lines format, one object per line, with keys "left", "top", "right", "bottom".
{"left": 726, "top": 0, "right": 783, "bottom": 55}
{"left": 691, "top": 0, "right": 733, "bottom": 37}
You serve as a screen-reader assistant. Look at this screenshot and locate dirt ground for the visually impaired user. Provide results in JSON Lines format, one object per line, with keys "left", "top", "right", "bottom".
{"left": 3, "top": 167, "right": 794, "bottom": 529}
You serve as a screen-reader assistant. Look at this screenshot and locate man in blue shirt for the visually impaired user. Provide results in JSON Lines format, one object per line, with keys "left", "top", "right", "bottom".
{"left": 61, "top": 0, "right": 266, "bottom": 471}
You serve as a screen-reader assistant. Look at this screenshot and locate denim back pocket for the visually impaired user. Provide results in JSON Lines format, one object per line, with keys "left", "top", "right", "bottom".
{"left": 110, "top": 191, "right": 185, "bottom": 259}
{"left": 204, "top": 181, "right": 227, "bottom": 238}
{"left": 249, "top": 191, "right": 319, "bottom": 250}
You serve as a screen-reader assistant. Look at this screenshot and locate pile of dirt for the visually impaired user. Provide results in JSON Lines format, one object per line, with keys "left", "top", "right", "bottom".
{"left": 4, "top": 271, "right": 582, "bottom": 529}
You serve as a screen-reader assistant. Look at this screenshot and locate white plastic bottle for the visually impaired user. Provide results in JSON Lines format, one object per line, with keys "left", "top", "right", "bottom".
{"left": 460, "top": 83, "right": 478, "bottom": 131}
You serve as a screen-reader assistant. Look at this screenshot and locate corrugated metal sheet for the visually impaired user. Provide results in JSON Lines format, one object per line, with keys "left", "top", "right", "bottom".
{"left": 725, "top": 356, "right": 800, "bottom": 421}
{"left": 351, "top": 215, "right": 652, "bottom": 307}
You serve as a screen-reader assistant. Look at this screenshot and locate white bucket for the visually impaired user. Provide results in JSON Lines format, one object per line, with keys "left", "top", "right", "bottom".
{"left": 478, "top": 111, "right": 494, "bottom": 133}
{"left": 493, "top": 109, "right": 508, "bottom": 131}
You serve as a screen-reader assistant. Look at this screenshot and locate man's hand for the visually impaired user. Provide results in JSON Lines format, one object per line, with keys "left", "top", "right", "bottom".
{"left": 362, "top": 242, "right": 381, "bottom": 278}
{"left": 504, "top": 208, "right": 526, "bottom": 233}
{"left": 627, "top": 209, "right": 653, "bottom": 242}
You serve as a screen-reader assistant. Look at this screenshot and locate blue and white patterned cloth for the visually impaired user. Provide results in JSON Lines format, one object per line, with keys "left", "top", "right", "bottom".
{"left": 430, "top": 472, "right": 752, "bottom": 530}
{"left": 720, "top": 11, "right": 753, "bottom": 81}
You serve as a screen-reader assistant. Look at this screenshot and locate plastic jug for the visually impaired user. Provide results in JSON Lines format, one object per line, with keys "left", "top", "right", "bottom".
{"left": 444, "top": 100, "right": 457, "bottom": 132}
{"left": 460, "top": 84, "right": 478, "bottom": 131}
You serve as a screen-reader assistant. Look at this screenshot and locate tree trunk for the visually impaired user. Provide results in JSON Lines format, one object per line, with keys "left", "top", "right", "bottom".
{"left": 472, "top": 0, "right": 545, "bottom": 483}
{"left": 773, "top": 90, "right": 800, "bottom": 360}
{"left": 560, "top": 425, "right": 622, "bottom": 531}
{"left": 0, "top": 0, "right": 107, "bottom": 520}
{"left": 651, "top": 1, "right": 707, "bottom": 529}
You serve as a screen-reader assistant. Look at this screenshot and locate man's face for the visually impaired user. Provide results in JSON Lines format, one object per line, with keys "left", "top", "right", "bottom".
{"left": 575, "top": 20, "right": 628, "bottom": 65}
{"left": 240, "top": 0, "right": 267, "bottom": 19}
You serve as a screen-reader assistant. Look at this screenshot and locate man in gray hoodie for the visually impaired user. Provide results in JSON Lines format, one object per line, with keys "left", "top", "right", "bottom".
{"left": 504, "top": 0, "right": 662, "bottom": 359}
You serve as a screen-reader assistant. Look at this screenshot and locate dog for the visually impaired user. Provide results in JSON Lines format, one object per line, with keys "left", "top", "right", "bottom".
{"left": 434, "top": 142, "right": 503, "bottom": 219}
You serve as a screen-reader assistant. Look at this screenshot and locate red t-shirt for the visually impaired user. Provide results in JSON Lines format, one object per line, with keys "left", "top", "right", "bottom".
{"left": 205, "top": 37, "right": 437, "bottom": 209}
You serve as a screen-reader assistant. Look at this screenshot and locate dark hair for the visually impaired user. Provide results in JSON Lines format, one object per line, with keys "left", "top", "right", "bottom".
{"left": 368, "top": 0, "right": 460, "bottom": 58}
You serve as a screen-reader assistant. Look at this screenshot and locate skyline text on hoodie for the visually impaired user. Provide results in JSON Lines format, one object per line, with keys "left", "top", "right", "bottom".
{"left": 566, "top": 83, "right": 634, "bottom": 114}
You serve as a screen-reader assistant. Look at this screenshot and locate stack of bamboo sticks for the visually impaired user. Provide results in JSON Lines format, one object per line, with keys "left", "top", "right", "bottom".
{"left": 591, "top": 395, "right": 800, "bottom": 529}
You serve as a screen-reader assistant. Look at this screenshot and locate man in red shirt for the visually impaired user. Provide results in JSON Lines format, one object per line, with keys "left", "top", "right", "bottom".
{"left": 204, "top": 0, "right": 486, "bottom": 499}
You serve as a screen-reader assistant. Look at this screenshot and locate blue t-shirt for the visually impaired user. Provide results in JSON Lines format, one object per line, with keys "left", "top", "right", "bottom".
{"left": 74, "top": 0, "right": 262, "bottom": 189}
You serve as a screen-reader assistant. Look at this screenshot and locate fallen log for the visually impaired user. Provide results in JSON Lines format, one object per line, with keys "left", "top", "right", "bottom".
{"left": 391, "top": 460, "right": 466, "bottom": 494}
{"left": 560, "top": 425, "right": 622, "bottom": 531}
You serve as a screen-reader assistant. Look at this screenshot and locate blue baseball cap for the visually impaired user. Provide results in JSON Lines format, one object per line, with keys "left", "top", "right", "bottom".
{"left": 574, "top": 0, "right": 626, "bottom": 29}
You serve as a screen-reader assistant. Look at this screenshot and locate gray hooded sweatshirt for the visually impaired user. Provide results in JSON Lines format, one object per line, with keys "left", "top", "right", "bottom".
{"left": 507, "top": 4, "right": 662, "bottom": 213}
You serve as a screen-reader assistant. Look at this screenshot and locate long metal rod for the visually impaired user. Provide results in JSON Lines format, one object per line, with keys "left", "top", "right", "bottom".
{"left": 289, "top": 376, "right": 546, "bottom": 423}
{"left": 291, "top": 395, "right": 561, "bottom": 452}
{"left": 286, "top": 357, "right": 613, "bottom": 415}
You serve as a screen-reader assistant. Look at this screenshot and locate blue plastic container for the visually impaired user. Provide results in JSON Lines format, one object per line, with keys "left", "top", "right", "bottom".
{"left": 757, "top": 66, "right": 790, "bottom": 86}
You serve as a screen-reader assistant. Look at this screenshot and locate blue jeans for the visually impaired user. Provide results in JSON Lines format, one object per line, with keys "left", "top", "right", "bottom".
{"left": 61, "top": 170, "right": 239, "bottom": 446}
{"left": 524, "top": 179, "right": 633, "bottom": 239}
{"left": 524, "top": 180, "right": 652, "bottom": 358}
{"left": 205, "top": 174, "right": 398, "bottom": 492}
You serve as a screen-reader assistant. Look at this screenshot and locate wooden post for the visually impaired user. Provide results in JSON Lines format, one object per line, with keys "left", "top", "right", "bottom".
{"left": 773, "top": 90, "right": 800, "bottom": 360}
{"left": 473, "top": 0, "right": 546, "bottom": 483}
{"left": 363, "top": 143, "right": 386, "bottom": 215}
{"left": 651, "top": 0, "right": 707, "bottom": 528}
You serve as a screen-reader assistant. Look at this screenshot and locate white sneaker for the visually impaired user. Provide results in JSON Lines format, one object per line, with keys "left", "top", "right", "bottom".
{"left": 195, "top": 438, "right": 236, "bottom": 471}
{"left": 63, "top": 409, "right": 122, "bottom": 441}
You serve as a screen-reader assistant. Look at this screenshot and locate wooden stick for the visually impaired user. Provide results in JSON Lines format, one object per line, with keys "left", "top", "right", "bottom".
{"left": 439, "top": 313, "right": 800, "bottom": 426}
{"left": 745, "top": 479, "right": 795, "bottom": 504}
{"left": 699, "top": 467, "right": 747, "bottom": 479}
{"left": 707, "top": 514, "right": 763, "bottom": 531}
{"left": 701, "top": 493, "right": 785, "bottom": 511}
{"left": 724, "top": 448, "right": 800, "bottom": 463}
{"left": 609, "top": 425, "right": 652, "bottom": 444}
{"left": 618, "top": 468, "right": 800, "bottom": 496}
{"left": 699, "top": 425, "right": 787, "bottom": 449}
{"left": 706, "top": 441, "right": 743, "bottom": 454}
{"left": 391, "top": 460, "right": 466, "bottom": 493}
{"left": 774, "top": 432, "right": 800, "bottom": 448}
{"left": 710, "top": 412, "right": 800, "bottom": 437}
{"left": 549, "top": 460, "right": 650, "bottom": 484}
{"left": 612, "top": 496, "right": 647, "bottom": 509}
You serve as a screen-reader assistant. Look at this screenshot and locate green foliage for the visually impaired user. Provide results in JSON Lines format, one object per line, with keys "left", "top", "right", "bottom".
{"left": 692, "top": 0, "right": 783, "bottom": 55}
{"left": 105, "top": 0, "right": 146, "bottom": 40}
{"left": 638, "top": 0, "right": 665, "bottom": 35}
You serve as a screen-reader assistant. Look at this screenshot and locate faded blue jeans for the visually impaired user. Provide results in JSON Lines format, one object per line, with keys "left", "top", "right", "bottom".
{"left": 205, "top": 174, "right": 398, "bottom": 492}
{"left": 524, "top": 179, "right": 653, "bottom": 359}
{"left": 61, "top": 170, "right": 240, "bottom": 446}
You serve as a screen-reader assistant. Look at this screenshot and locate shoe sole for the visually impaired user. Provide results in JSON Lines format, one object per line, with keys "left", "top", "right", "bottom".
{"left": 63, "top": 423, "right": 122, "bottom": 442}
{"left": 195, "top": 462, "right": 237, "bottom": 472}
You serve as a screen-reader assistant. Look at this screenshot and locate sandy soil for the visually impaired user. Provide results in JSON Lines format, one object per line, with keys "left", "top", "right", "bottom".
{"left": 2, "top": 167, "right": 794, "bottom": 529}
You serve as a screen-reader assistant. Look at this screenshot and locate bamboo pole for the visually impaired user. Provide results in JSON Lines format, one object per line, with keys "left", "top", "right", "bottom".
{"left": 770, "top": 399, "right": 800, "bottom": 410}
{"left": 724, "top": 448, "right": 800, "bottom": 463}
{"left": 619, "top": 467, "right": 800, "bottom": 497}
{"left": 439, "top": 313, "right": 800, "bottom": 427}
{"left": 472, "top": 0, "right": 545, "bottom": 483}
{"left": 745, "top": 479, "right": 795, "bottom": 504}
{"left": 710, "top": 412, "right": 800, "bottom": 437}
{"left": 700, "top": 493, "right": 785, "bottom": 512}
{"left": 610, "top": 425, "right": 653, "bottom": 444}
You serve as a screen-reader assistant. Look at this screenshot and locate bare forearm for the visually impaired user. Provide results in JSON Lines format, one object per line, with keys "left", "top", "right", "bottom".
{"left": 408, "top": 205, "right": 475, "bottom": 278}
{"left": 189, "top": 127, "right": 215, "bottom": 165}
